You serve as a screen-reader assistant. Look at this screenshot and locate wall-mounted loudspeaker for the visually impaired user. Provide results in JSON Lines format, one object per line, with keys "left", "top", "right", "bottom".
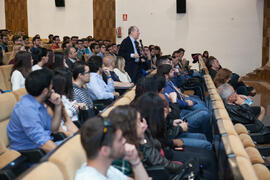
{"left": 55, "top": 0, "right": 65, "bottom": 7}
{"left": 176, "top": 0, "right": 186, "bottom": 13}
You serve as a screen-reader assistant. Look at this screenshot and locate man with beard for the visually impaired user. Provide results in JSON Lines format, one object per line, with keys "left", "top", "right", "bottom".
{"left": 75, "top": 116, "right": 148, "bottom": 180}
{"left": 7, "top": 69, "right": 62, "bottom": 153}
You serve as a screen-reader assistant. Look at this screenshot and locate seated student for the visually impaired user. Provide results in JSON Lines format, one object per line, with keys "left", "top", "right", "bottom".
{"left": 87, "top": 55, "right": 119, "bottom": 101}
{"left": 65, "top": 46, "right": 78, "bottom": 69}
{"left": 159, "top": 93, "right": 212, "bottom": 150}
{"left": 75, "top": 116, "right": 149, "bottom": 180}
{"left": 109, "top": 106, "right": 148, "bottom": 177}
{"left": 52, "top": 52, "right": 69, "bottom": 70}
{"left": 76, "top": 39, "right": 86, "bottom": 61}
{"left": 11, "top": 51, "right": 33, "bottom": 91}
{"left": 12, "top": 35, "right": 23, "bottom": 45}
{"left": 51, "top": 35, "right": 61, "bottom": 50}
{"left": 30, "top": 35, "right": 42, "bottom": 64}
{"left": 53, "top": 68, "right": 85, "bottom": 123}
{"left": 89, "top": 42, "right": 101, "bottom": 56}
{"left": 97, "top": 43, "right": 106, "bottom": 60}
{"left": 113, "top": 56, "right": 132, "bottom": 83}
{"left": 0, "top": 34, "right": 9, "bottom": 52}
{"left": 102, "top": 56, "right": 134, "bottom": 88}
{"left": 218, "top": 83, "right": 265, "bottom": 132}
{"left": 135, "top": 92, "right": 218, "bottom": 179}
{"left": 72, "top": 62, "right": 95, "bottom": 117}
{"left": 156, "top": 64, "right": 211, "bottom": 139}
{"left": 47, "top": 72, "right": 78, "bottom": 136}
{"left": 7, "top": 69, "right": 63, "bottom": 153}
{"left": 214, "top": 68, "right": 232, "bottom": 88}
{"left": 32, "top": 48, "right": 49, "bottom": 71}
{"left": 23, "top": 35, "right": 31, "bottom": 47}
{"left": 208, "top": 57, "right": 255, "bottom": 96}
{"left": 161, "top": 55, "right": 204, "bottom": 99}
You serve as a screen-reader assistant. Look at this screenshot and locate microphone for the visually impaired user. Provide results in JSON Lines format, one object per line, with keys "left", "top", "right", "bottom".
{"left": 139, "top": 39, "right": 143, "bottom": 48}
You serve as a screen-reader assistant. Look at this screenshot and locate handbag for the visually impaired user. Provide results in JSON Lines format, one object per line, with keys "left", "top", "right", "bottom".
{"left": 171, "top": 158, "right": 201, "bottom": 180}
{"left": 78, "top": 106, "right": 96, "bottom": 124}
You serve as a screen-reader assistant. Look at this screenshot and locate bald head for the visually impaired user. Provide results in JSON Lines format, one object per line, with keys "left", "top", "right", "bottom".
{"left": 103, "top": 56, "right": 115, "bottom": 68}
{"left": 128, "top": 26, "right": 140, "bottom": 40}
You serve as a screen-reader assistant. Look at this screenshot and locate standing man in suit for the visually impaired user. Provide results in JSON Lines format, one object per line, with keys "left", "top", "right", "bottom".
{"left": 118, "top": 26, "right": 143, "bottom": 83}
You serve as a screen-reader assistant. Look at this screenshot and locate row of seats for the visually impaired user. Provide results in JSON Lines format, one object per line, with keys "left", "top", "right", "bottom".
{"left": 1, "top": 44, "right": 62, "bottom": 65}
{"left": 198, "top": 56, "right": 270, "bottom": 180}
{"left": 3, "top": 38, "right": 50, "bottom": 52}
{"left": 0, "top": 85, "right": 135, "bottom": 180}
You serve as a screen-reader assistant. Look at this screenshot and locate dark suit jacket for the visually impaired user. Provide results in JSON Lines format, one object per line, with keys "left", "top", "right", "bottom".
{"left": 118, "top": 36, "right": 142, "bottom": 83}
{"left": 65, "top": 58, "right": 75, "bottom": 69}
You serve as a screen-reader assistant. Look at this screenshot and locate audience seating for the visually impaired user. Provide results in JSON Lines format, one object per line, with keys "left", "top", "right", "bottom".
{"left": 0, "top": 65, "right": 13, "bottom": 91}
{"left": 44, "top": 134, "right": 86, "bottom": 180}
{"left": 198, "top": 55, "right": 270, "bottom": 179}
{"left": 0, "top": 91, "right": 31, "bottom": 180}
{"left": 16, "top": 81, "right": 137, "bottom": 179}
{"left": 0, "top": 92, "right": 21, "bottom": 169}
{"left": 3, "top": 52, "right": 268, "bottom": 179}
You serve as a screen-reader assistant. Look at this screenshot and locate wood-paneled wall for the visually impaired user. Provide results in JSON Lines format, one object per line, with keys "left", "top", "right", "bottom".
{"left": 93, "top": 0, "right": 116, "bottom": 43}
{"left": 262, "top": 0, "right": 270, "bottom": 66}
{"left": 5, "top": 0, "right": 28, "bottom": 35}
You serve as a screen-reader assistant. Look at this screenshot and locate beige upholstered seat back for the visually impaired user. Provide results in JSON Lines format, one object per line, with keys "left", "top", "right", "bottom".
{"left": 2, "top": 52, "right": 12, "bottom": 65}
{"left": 12, "top": 88, "right": 27, "bottom": 101}
{"left": 48, "top": 135, "right": 86, "bottom": 180}
{"left": 0, "top": 92, "right": 17, "bottom": 148}
{"left": 19, "top": 162, "right": 64, "bottom": 180}
{"left": 0, "top": 65, "right": 13, "bottom": 91}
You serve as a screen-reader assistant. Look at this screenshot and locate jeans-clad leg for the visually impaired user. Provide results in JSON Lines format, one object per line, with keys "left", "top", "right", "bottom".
{"left": 180, "top": 109, "right": 212, "bottom": 141}
{"left": 178, "top": 132, "right": 212, "bottom": 150}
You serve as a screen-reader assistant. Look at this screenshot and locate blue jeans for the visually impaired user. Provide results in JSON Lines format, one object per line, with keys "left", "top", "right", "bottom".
{"left": 185, "top": 95, "right": 208, "bottom": 111}
{"left": 178, "top": 132, "right": 212, "bottom": 150}
{"left": 180, "top": 109, "right": 212, "bottom": 141}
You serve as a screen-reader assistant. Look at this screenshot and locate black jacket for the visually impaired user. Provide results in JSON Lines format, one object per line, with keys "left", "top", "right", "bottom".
{"left": 225, "top": 103, "right": 264, "bottom": 132}
{"left": 140, "top": 129, "right": 183, "bottom": 174}
{"left": 167, "top": 102, "right": 184, "bottom": 140}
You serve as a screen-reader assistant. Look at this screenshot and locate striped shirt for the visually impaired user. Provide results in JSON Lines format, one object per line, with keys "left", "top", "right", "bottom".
{"left": 72, "top": 83, "right": 93, "bottom": 108}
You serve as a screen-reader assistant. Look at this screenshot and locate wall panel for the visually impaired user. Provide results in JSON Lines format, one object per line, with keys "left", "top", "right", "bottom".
{"left": 5, "top": 0, "right": 28, "bottom": 34}
{"left": 93, "top": 0, "right": 116, "bottom": 43}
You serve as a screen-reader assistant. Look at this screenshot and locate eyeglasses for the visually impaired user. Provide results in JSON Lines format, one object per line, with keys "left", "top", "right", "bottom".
{"left": 100, "top": 120, "right": 112, "bottom": 147}
{"left": 82, "top": 71, "right": 90, "bottom": 75}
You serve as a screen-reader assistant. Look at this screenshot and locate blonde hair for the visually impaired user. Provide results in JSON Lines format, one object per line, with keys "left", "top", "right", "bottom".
{"left": 115, "top": 56, "right": 126, "bottom": 73}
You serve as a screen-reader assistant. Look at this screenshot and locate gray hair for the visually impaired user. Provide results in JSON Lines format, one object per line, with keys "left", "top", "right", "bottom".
{"left": 217, "top": 83, "right": 233, "bottom": 103}
{"left": 128, "top": 26, "right": 136, "bottom": 35}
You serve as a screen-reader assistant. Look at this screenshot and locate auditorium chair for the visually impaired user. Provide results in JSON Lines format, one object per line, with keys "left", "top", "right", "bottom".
{"left": 2, "top": 52, "right": 12, "bottom": 65}
{"left": 0, "top": 65, "right": 13, "bottom": 91}
{"left": 0, "top": 90, "right": 50, "bottom": 180}
{"left": 43, "top": 134, "right": 86, "bottom": 180}
{"left": 18, "top": 162, "right": 64, "bottom": 180}
{"left": 253, "top": 164, "right": 270, "bottom": 180}
{"left": 0, "top": 92, "right": 27, "bottom": 180}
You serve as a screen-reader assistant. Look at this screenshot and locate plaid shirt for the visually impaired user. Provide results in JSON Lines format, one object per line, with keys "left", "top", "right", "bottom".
{"left": 112, "top": 158, "right": 132, "bottom": 177}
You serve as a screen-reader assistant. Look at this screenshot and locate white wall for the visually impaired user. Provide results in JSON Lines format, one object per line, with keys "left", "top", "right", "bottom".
{"left": 116, "top": 0, "right": 264, "bottom": 75}
{"left": 0, "top": 0, "right": 5, "bottom": 29}
{"left": 27, "top": 0, "right": 93, "bottom": 39}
